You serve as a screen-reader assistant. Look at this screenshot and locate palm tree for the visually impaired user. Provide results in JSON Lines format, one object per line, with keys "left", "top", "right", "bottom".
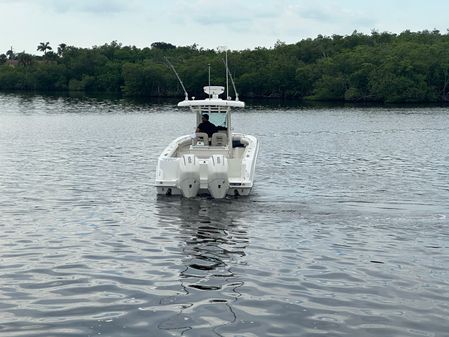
{"left": 57, "top": 43, "right": 67, "bottom": 57}
{"left": 37, "top": 42, "right": 52, "bottom": 55}
{"left": 6, "top": 47, "right": 15, "bottom": 60}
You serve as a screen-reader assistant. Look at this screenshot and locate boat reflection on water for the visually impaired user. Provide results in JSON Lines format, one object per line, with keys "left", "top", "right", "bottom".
{"left": 154, "top": 197, "right": 250, "bottom": 335}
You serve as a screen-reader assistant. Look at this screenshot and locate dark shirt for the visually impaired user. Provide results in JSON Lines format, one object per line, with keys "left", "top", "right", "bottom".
{"left": 197, "top": 121, "right": 217, "bottom": 138}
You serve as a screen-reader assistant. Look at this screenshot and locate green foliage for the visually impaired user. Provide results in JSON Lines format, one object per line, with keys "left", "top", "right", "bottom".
{"left": 33, "top": 63, "right": 67, "bottom": 90}
{"left": 57, "top": 43, "right": 67, "bottom": 57}
{"left": 6, "top": 49, "right": 15, "bottom": 60}
{"left": 311, "top": 74, "right": 347, "bottom": 101}
{"left": 68, "top": 75, "right": 94, "bottom": 91}
{"left": 17, "top": 52, "right": 33, "bottom": 66}
{"left": 0, "top": 65, "right": 32, "bottom": 90}
{"left": 37, "top": 42, "right": 52, "bottom": 55}
{"left": 151, "top": 42, "right": 176, "bottom": 50}
{"left": 2, "top": 31, "right": 449, "bottom": 102}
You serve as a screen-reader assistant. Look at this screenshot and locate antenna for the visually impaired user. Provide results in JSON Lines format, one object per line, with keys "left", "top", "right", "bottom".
{"left": 164, "top": 57, "right": 189, "bottom": 101}
{"left": 225, "top": 49, "right": 229, "bottom": 100}
{"left": 208, "top": 64, "right": 211, "bottom": 99}
{"left": 221, "top": 57, "right": 239, "bottom": 101}
{"left": 218, "top": 46, "right": 230, "bottom": 100}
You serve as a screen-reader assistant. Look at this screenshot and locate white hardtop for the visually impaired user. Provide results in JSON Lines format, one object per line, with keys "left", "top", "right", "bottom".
{"left": 178, "top": 85, "right": 245, "bottom": 108}
{"left": 178, "top": 99, "right": 244, "bottom": 108}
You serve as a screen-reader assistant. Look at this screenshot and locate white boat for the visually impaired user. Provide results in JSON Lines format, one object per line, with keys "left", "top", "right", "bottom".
{"left": 155, "top": 85, "right": 259, "bottom": 198}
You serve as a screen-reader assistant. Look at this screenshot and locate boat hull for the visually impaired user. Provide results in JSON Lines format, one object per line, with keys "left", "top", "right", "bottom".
{"left": 155, "top": 133, "right": 258, "bottom": 198}
{"left": 155, "top": 185, "right": 253, "bottom": 197}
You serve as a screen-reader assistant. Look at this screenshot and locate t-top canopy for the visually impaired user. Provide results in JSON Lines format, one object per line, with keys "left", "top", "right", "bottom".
{"left": 178, "top": 84, "right": 244, "bottom": 108}
{"left": 178, "top": 99, "right": 244, "bottom": 108}
{"left": 178, "top": 85, "right": 245, "bottom": 108}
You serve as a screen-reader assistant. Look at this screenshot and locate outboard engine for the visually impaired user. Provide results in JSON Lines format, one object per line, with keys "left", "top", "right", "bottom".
{"left": 178, "top": 154, "right": 200, "bottom": 198}
{"left": 207, "top": 155, "right": 229, "bottom": 199}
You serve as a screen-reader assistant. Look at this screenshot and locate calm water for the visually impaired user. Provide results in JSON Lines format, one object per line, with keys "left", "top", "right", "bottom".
{"left": 1, "top": 93, "right": 449, "bottom": 337}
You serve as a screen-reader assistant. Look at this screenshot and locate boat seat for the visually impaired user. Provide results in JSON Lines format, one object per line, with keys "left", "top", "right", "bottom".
{"left": 194, "top": 132, "right": 209, "bottom": 145}
{"left": 211, "top": 132, "right": 228, "bottom": 146}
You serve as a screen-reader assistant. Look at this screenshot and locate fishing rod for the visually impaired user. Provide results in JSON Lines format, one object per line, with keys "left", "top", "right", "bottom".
{"left": 164, "top": 57, "right": 189, "bottom": 101}
{"left": 221, "top": 57, "right": 239, "bottom": 101}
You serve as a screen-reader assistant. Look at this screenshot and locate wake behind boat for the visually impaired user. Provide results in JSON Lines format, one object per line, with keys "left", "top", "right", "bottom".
{"left": 155, "top": 68, "right": 259, "bottom": 198}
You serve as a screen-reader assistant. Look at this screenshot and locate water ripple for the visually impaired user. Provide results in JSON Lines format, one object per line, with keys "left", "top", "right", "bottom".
{"left": 1, "top": 94, "right": 449, "bottom": 336}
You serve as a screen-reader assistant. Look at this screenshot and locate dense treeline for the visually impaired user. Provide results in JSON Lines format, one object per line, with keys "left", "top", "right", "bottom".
{"left": 1, "top": 30, "right": 449, "bottom": 103}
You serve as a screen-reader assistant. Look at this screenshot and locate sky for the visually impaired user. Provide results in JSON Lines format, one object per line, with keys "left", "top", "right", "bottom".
{"left": 1, "top": 0, "right": 449, "bottom": 55}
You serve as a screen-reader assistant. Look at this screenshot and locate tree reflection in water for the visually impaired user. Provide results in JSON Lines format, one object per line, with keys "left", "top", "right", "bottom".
{"left": 155, "top": 197, "right": 250, "bottom": 336}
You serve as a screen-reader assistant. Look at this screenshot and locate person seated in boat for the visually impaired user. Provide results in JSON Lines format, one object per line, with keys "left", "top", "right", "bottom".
{"left": 196, "top": 114, "right": 217, "bottom": 138}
